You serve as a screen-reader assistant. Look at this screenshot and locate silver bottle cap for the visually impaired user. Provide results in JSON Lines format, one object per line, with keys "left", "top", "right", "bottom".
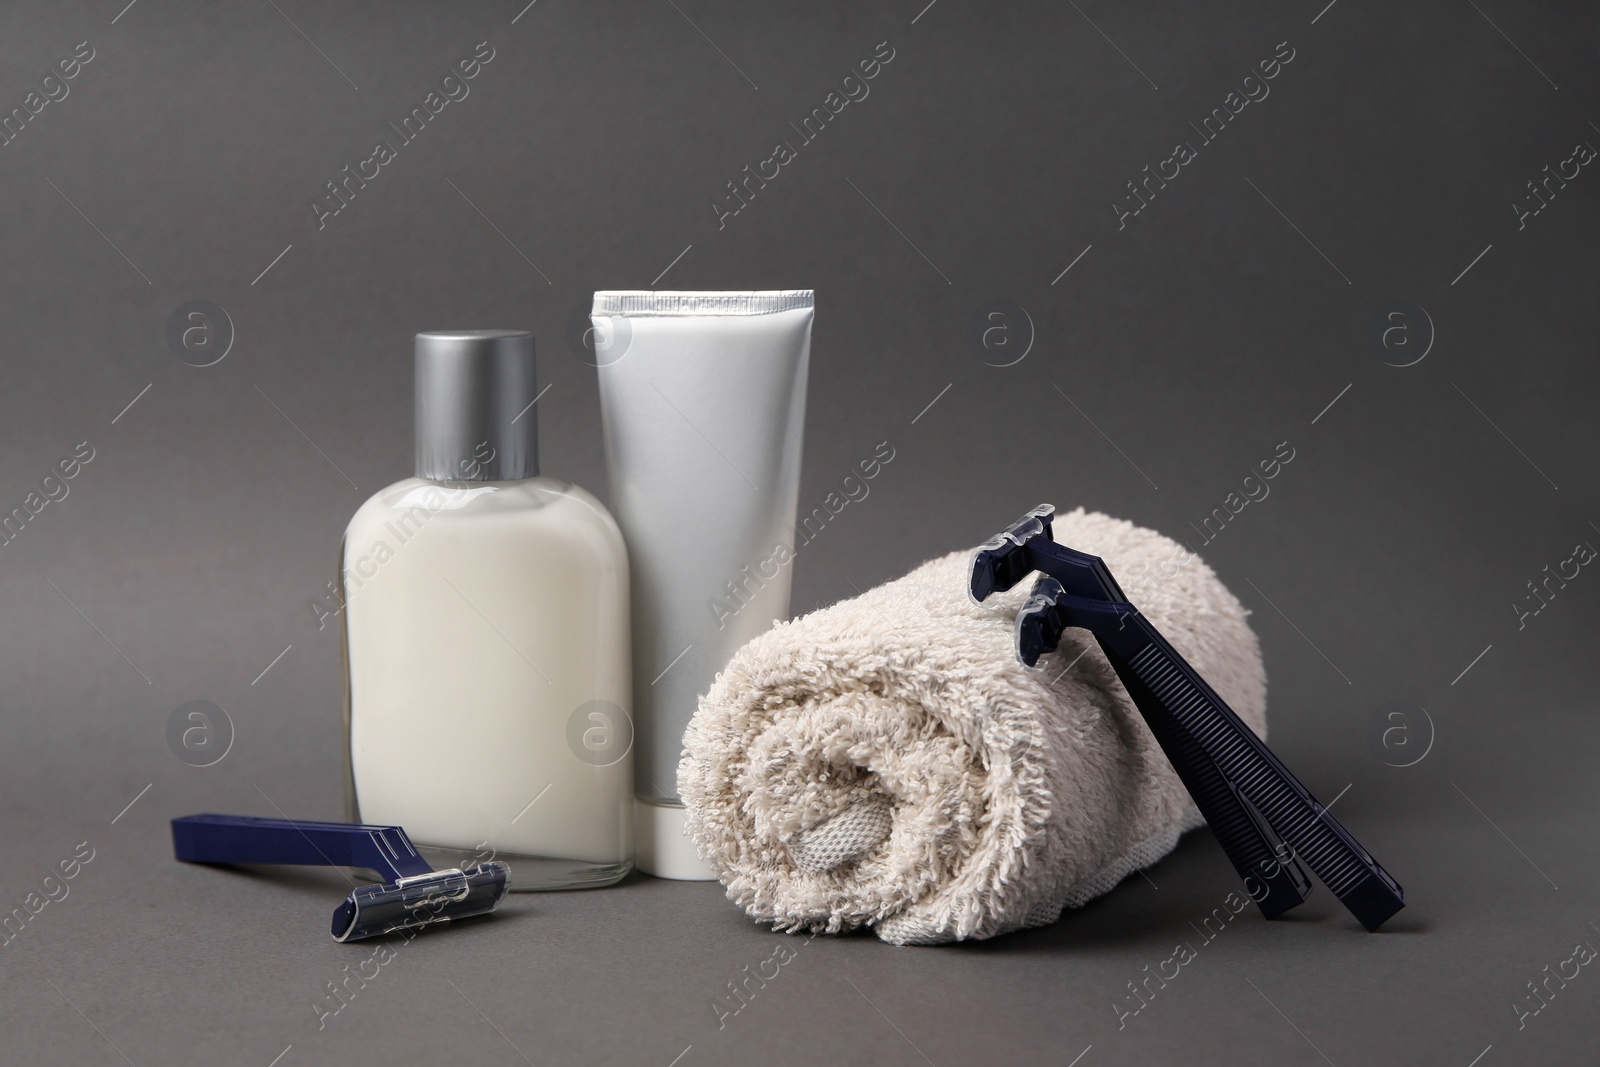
{"left": 414, "top": 330, "right": 539, "bottom": 482}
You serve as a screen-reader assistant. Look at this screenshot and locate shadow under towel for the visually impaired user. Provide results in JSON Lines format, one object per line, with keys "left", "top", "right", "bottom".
{"left": 679, "top": 508, "right": 1268, "bottom": 945}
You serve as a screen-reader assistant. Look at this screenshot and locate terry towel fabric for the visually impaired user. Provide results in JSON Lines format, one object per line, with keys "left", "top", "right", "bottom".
{"left": 679, "top": 508, "right": 1268, "bottom": 945}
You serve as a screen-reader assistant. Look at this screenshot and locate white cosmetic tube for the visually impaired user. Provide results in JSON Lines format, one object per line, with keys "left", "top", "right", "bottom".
{"left": 593, "top": 290, "right": 812, "bottom": 879}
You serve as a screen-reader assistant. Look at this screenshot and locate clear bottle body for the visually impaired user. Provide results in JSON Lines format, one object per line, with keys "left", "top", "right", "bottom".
{"left": 340, "top": 476, "right": 632, "bottom": 889}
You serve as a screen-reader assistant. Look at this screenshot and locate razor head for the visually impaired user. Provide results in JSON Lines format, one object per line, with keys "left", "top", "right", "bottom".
{"left": 1015, "top": 575, "right": 1069, "bottom": 667}
{"left": 969, "top": 503, "right": 1056, "bottom": 602}
{"left": 331, "top": 862, "right": 510, "bottom": 942}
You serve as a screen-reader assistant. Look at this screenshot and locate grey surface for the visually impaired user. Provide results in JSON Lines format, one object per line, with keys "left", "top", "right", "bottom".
{"left": 0, "top": 0, "right": 1596, "bottom": 1063}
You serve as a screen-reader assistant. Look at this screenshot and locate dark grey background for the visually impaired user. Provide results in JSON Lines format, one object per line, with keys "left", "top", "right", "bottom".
{"left": 1, "top": 0, "right": 1595, "bottom": 1063}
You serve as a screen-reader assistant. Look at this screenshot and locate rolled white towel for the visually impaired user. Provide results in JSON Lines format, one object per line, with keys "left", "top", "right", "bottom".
{"left": 679, "top": 508, "right": 1267, "bottom": 945}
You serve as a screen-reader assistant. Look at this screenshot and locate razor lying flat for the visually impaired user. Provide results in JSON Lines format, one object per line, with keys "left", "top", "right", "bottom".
{"left": 172, "top": 814, "right": 510, "bottom": 942}
{"left": 970, "top": 504, "right": 1404, "bottom": 932}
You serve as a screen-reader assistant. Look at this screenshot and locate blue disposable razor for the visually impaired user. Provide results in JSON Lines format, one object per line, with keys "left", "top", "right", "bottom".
{"left": 172, "top": 814, "right": 510, "bottom": 942}
{"left": 970, "top": 505, "right": 1405, "bottom": 932}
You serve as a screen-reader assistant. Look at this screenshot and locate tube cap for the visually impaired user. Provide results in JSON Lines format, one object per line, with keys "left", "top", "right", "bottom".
{"left": 415, "top": 330, "right": 539, "bottom": 481}
{"left": 635, "top": 800, "right": 716, "bottom": 881}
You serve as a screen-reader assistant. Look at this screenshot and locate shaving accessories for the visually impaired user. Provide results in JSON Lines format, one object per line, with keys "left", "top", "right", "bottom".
{"left": 593, "top": 292, "right": 813, "bottom": 879}
{"left": 971, "top": 504, "right": 1404, "bottom": 930}
{"left": 681, "top": 508, "right": 1278, "bottom": 943}
{"left": 340, "top": 330, "right": 633, "bottom": 890}
{"left": 171, "top": 815, "right": 510, "bottom": 941}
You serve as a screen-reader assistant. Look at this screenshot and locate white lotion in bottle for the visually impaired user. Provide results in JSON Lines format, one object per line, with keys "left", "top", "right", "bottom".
{"left": 341, "top": 330, "right": 632, "bottom": 889}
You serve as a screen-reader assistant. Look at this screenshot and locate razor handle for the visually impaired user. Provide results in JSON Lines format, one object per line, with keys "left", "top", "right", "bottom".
{"left": 173, "top": 813, "right": 437, "bottom": 881}
{"left": 1008, "top": 543, "right": 1313, "bottom": 919}
{"left": 1023, "top": 585, "right": 1405, "bottom": 932}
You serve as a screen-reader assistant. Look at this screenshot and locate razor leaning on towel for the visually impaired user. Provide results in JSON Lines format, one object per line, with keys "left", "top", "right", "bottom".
{"left": 172, "top": 814, "right": 510, "bottom": 941}
{"left": 970, "top": 504, "right": 1405, "bottom": 931}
